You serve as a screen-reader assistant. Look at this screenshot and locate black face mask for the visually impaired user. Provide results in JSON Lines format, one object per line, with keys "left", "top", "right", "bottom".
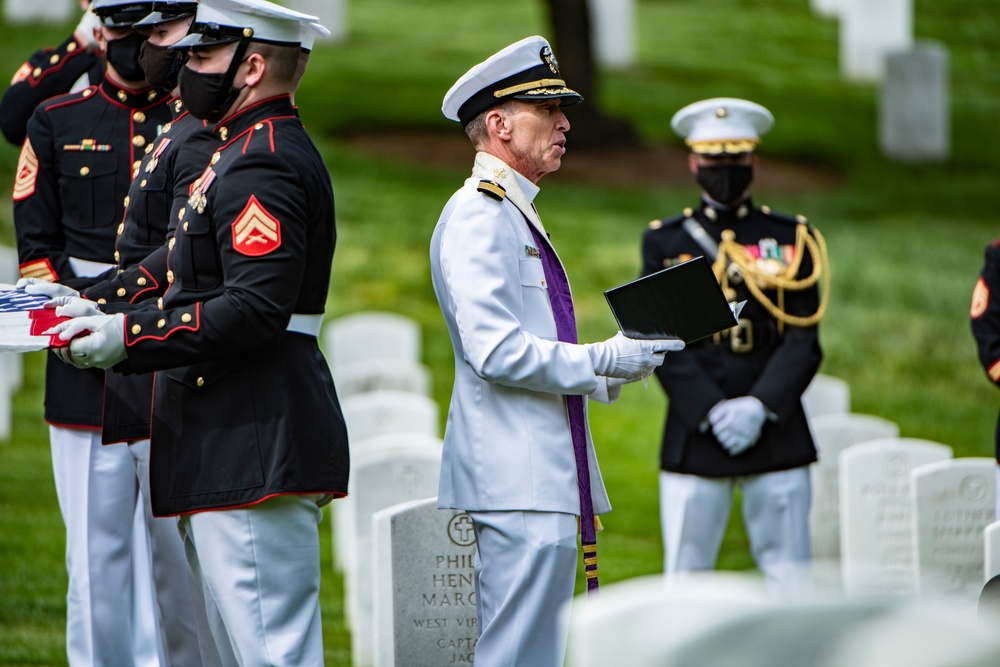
{"left": 139, "top": 40, "right": 186, "bottom": 91}
{"left": 696, "top": 164, "right": 754, "bottom": 205}
{"left": 178, "top": 65, "right": 245, "bottom": 123}
{"left": 106, "top": 32, "right": 149, "bottom": 84}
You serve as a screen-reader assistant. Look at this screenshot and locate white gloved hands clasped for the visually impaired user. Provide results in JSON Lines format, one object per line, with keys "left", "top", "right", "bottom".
{"left": 708, "top": 396, "right": 767, "bottom": 456}
{"left": 45, "top": 313, "right": 126, "bottom": 369}
{"left": 586, "top": 332, "right": 684, "bottom": 381}
{"left": 46, "top": 295, "right": 102, "bottom": 318}
{"left": 17, "top": 277, "right": 79, "bottom": 300}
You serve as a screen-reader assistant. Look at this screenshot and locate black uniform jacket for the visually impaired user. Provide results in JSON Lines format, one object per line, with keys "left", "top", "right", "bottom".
{"left": 1, "top": 33, "right": 104, "bottom": 146}
{"left": 971, "top": 239, "right": 1000, "bottom": 459}
{"left": 113, "top": 95, "right": 349, "bottom": 516}
{"left": 81, "top": 99, "right": 217, "bottom": 444}
{"left": 13, "top": 77, "right": 171, "bottom": 428}
{"left": 641, "top": 198, "right": 823, "bottom": 477}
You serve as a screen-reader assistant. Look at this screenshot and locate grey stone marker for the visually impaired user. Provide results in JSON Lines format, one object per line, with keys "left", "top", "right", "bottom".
{"left": 840, "top": 438, "right": 952, "bottom": 600}
{"left": 810, "top": 0, "right": 842, "bottom": 18}
{"left": 332, "top": 359, "right": 432, "bottom": 400}
{"left": 341, "top": 390, "right": 439, "bottom": 444}
{"left": 802, "top": 373, "right": 850, "bottom": 422}
{"left": 287, "top": 0, "right": 347, "bottom": 41}
{"left": 839, "top": 0, "right": 913, "bottom": 81}
{"left": 341, "top": 437, "right": 442, "bottom": 667}
{"left": 985, "top": 521, "right": 1000, "bottom": 581}
{"left": 373, "top": 498, "right": 478, "bottom": 667}
{"left": 3, "top": 0, "right": 74, "bottom": 24}
{"left": 879, "top": 41, "right": 950, "bottom": 162}
{"left": 912, "top": 457, "right": 995, "bottom": 603}
{"left": 809, "top": 413, "right": 900, "bottom": 566}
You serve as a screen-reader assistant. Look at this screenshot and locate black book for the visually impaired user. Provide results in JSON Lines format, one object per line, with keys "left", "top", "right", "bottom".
{"left": 604, "top": 256, "right": 741, "bottom": 344}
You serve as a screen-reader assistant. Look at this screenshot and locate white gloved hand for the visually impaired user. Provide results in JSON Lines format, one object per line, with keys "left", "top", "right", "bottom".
{"left": 708, "top": 396, "right": 767, "bottom": 457}
{"left": 17, "top": 277, "right": 79, "bottom": 299}
{"left": 46, "top": 295, "right": 102, "bottom": 318}
{"left": 45, "top": 313, "right": 126, "bottom": 369}
{"left": 585, "top": 332, "right": 684, "bottom": 381}
{"left": 75, "top": 5, "right": 102, "bottom": 48}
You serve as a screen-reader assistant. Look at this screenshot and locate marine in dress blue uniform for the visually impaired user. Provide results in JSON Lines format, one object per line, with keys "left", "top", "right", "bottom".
{"left": 970, "top": 238, "right": 1000, "bottom": 518}
{"left": 11, "top": 1, "right": 172, "bottom": 665}
{"left": 49, "top": 2, "right": 347, "bottom": 663}
{"left": 0, "top": 1, "right": 104, "bottom": 146}
{"left": 640, "top": 98, "right": 830, "bottom": 597}
{"left": 433, "top": 36, "right": 681, "bottom": 667}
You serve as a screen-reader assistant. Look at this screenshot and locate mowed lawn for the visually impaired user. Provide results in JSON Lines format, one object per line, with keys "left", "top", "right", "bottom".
{"left": 1, "top": 0, "right": 998, "bottom": 663}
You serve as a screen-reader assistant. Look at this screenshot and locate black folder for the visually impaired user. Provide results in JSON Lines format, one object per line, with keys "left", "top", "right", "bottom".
{"left": 604, "top": 256, "right": 739, "bottom": 344}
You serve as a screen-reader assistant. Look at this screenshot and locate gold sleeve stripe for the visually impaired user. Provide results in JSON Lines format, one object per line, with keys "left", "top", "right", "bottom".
{"left": 13, "top": 138, "right": 38, "bottom": 201}
{"left": 988, "top": 359, "right": 1000, "bottom": 383}
{"left": 19, "top": 259, "right": 56, "bottom": 282}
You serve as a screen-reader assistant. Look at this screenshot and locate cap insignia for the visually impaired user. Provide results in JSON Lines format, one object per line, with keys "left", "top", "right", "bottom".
{"left": 541, "top": 46, "right": 559, "bottom": 75}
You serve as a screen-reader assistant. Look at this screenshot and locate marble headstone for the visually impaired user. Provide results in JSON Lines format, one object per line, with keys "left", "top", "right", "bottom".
{"left": 373, "top": 498, "right": 478, "bottom": 667}
{"left": 587, "top": 0, "right": 634, "bottom": 68}
{"left": 912, "top": 457, "right": 995, "bottom": 603}
{"left": 341, "top": 390, "right": 440, "bottom": 444}
{"left": 839, "top": 438, "right": 952, "bottom": 600}
{"left": 879, "top": 42, "right": 950, "bottom": 162}
{"left": 331, "top": 359, "right": 432, "bottom": 400}
{"left": 839, "top": 0, "right": 913, "bottom": 81}
{"left": 324, "top": 311, "right": 421, "bottom": 370}
{"left": 287, "top": 0, "right": 347, "bottom": 41}
{"left": 985, "top": 521, "right": 1000, "bottom": 582}
{"left": 809, "top": 413, "right": 900, "bottom": 564}
{"left": 4, "top": 0, "right": 75, "bottom": 23}
{"left": 801, "top": 373, "right": 850, "bottom": 422}
{"left": 341, "top": 437, "right": 442, "bottom": 667}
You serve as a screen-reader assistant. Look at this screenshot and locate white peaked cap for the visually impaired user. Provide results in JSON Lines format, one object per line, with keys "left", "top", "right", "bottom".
{"left": 176, "top": 0, "right": 322, "bottom": 47}
{"left": 671, "top": 97, "right": 774, "bottom": 155}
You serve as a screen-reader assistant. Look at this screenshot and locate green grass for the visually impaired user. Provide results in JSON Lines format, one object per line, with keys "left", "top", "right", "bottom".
{"left": 1, "top": 0, "right": 999, "bottom": 663}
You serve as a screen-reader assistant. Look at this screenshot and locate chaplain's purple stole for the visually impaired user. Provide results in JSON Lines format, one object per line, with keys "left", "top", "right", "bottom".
{"left": 526, "top": 218, "right": 599, "bottom": 594}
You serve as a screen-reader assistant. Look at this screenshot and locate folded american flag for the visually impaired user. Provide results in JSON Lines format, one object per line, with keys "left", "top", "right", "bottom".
{"left": 0, "top": 285, "right": 71, "bottom": 351}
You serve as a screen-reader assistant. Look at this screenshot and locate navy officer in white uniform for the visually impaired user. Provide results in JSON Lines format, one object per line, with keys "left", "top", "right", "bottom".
{"left": 431, "top": 36, "right": 684, "bottom": 667}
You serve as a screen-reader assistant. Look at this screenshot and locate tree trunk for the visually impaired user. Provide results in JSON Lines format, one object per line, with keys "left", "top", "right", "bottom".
{"left": 543, "top": 0, "right": 638, "bottom": 149}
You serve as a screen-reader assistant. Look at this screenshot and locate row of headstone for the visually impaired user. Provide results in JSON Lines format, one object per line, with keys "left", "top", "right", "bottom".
{"left": 564, "top": 572, "right": 1000, "bottom": 667}
{"left": 0, "top": 245, "right": 24, "bottom": 442}
{"left": 322, "top": 311, "right": 447, "bottom": 667}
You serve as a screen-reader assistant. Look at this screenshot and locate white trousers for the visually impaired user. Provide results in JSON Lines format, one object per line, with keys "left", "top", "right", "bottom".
{"left": 660, "top": 467, "right": 812, "bottom": 598}
{"left": 178, "top": 495, "right": 325, "bottom": 667}
{"left": 467, "top": 511, "right": 579, "bottom": 667}
{"left": 50, "top": 426, "right": 160, "bottom": 667}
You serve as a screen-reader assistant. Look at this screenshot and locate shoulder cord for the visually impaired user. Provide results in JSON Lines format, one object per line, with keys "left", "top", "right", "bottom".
{"left": 711, "top": 223, "right": 830, "bottom": 331}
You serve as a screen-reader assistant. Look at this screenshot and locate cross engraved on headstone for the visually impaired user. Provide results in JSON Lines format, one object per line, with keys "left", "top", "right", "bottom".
{"left": 448, "top": 514, "right": 476, "bottom": 547}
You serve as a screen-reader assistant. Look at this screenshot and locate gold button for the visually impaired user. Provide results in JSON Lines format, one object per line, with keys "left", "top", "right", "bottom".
{"left": 117, "top": 90, "right": 128, "bottom": 103}
{"left": 131, "top": 324, "right": 141, "bottom": 335}
{"left": 124, "top": 195, "right": 130, "bottom": 207}
{"left": 132, "top": 135, "right": 146, "bottom": 148}
{"left": 196, "top": 377, "right": 205, "bottom": 387}
{"left": 117, "top": 223, "right": 124, "bottom": 235}
{"left": 97, "top": 298, "right": 107, "bottom": 305}
{"left": 157, "top": 297, "right": 164, "bottom": 310}
{"left": 178, "top": 208, "right": 185, "bottom": 220}
{"left": 133, "top": 111, "right": 145, "bottom": 124}
{"left": 157, "top": 319, "right": 165, "bottom": 328}
{"left": 211, "top": 152, "right": 220, "bottom": 164}
{"left": 147, "top": 90, "right": 156, "bottom": 102}
{"left": 67, "top": 41, "right": 77, "bottom": 52}
{"left": 254, "top": 123, "right": 263, "bottom": 130}
{"left": 32, "top": 67, "right": 41, "bottom": 77}
{"left": 132, "top": 159, "right": 141, "bottom": 172}
{"left": 183, "top": 222, "right": 189, "bottom": 232}
{"left": 79, "top": 166, "right": 90, "bottom": 176}
{"left": 49, "top": 54, "right": 59, "bottom": 65}
{"left": 117, "top": 288, "right": 126, "bottom": 297}
{"left": 242, "top": 27, "right": 253, "bottom": 37}
{"left": 137, "top": 277, "right": 146, "bottom": 286}
{"left": 167, "top": 270, "right": 174, "bottom": 284}
{"left": 162, "top": 122, "right": 172, "bottom": 133}
{"left": 140, "top": 179, "right": 147, "bottom": 187}
{"left": 145, "top": 143, "right": 154, "bottom": 155}
{"left": 181, "top": 313, "right": 192, "bottom": 323}
{"left": 168, "top": 238, "right": 175, "bottom": 250}
{"left": 114, "top": 251, "right": 120, "bottom": 262}
{"left": 82, "top": 88, "right": 93, "bottom": 97}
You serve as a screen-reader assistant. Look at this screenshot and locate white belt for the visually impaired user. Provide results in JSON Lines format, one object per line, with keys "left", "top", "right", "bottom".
{"left": 286, "top": 314, "right": 322, "bottom": 337}
{"left": 69, "top": 256, "right": 116, "bottom": 278}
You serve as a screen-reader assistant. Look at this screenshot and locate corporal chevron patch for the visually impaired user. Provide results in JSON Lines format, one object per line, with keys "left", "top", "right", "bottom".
{"left": 231, "top": 195, "right": 281, "bottom": 257}
{"left": 13, "top": 138, "right": 38, "bottom": 201}
{"left": 10, "top": 62, "right": 31, "bottom": 86}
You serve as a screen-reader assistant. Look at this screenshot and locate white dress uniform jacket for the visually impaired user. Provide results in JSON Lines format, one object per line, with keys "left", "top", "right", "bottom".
{"left": 430, "top": 151, "right": 612, "bottom": 516}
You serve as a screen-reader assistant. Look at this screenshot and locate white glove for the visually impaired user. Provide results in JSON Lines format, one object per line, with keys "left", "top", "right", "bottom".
{"left": 17, "top": 277, "right": 79, "bottom": 299}
{"left": 708, "top": 396, "right": 767, "bottom": 457}
{"left": 75, "top": 5, "right": 102, "bottom": 48}
{"left": 46, "top": 295, "right": 102, "bottom": 318}
{"left": 585, "top": 332, "right": 684, "bottom": 381}
{"left": 45, "top": 313, "right": 126, "bottom": 369}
